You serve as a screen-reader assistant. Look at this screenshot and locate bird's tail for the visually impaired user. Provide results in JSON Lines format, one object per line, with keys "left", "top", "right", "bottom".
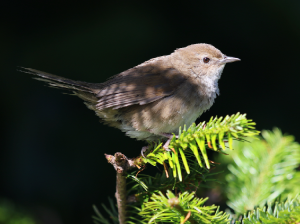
{"left": 20, "top": 67, "right": 101, "bottom": 93}
{"left": 20, "top": 67, "right": 123, "bottom": 129}
{"left": 19, "top": 67, "right": 103, "bottom": 107}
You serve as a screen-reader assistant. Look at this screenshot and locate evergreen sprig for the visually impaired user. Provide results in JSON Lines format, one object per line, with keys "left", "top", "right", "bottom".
{"left": 144, "top": 113, "right": 259, "bottom": 181}
{"left": 137, "top": 190, "right": 230, "bottom": 224}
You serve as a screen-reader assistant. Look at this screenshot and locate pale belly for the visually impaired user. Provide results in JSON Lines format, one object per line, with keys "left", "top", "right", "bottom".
{"left": 119, "top": 93, "right": 215, "bottom": 141}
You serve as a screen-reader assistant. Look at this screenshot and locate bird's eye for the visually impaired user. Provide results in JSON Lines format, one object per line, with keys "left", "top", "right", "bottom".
{"left": 203, "top": 57, "right": 210, "bottom": 63}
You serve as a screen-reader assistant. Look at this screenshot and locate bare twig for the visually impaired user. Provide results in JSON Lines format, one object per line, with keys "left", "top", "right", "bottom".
{"left": 105, "top": 152, "right": 137, "bottom": 224}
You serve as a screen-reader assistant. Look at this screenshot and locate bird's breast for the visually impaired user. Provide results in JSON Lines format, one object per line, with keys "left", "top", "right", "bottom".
{"left": 119, "top": 81, "right": 217, "bottom": 140}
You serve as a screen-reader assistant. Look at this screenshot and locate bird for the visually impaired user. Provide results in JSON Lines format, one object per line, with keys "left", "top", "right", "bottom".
{"left": 20, "top": 43, "right": 240, "bottom": 153}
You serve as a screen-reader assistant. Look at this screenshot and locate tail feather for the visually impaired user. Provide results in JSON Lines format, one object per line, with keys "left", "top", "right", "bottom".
{"left": 20, "top": 67, "right": 103, "bottom": 112}
{"left": 20, "top": 67, "right": 101, "bottom": 93}
{"left": 20, "top": 67, "right": 123, "bottom": 129}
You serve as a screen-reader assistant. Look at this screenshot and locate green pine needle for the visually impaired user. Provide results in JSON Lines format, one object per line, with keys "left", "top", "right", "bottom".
{"left": 144, "top": 113, "right": 259, "bottom": 181}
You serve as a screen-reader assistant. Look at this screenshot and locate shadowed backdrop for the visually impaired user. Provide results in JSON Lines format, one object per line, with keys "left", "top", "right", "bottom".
{"left": 2, "top": 1, "right": 300, "bottom": 223}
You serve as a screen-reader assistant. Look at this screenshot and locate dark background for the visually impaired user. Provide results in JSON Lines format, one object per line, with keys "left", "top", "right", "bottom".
{"left": 2, "top": 1, "right": 300, "bottom": 223}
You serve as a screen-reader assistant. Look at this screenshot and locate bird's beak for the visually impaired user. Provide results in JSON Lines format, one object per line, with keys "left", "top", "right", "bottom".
{"left": 219, "top": 56, "right": 241, "bottom": 64}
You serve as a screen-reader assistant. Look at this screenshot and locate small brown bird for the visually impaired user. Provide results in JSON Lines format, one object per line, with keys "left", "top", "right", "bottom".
{"left": 21, "top": 43, "right": 240, "bottom": 151}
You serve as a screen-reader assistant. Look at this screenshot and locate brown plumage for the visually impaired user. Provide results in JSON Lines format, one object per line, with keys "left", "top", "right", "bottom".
{"left": 21, "top": 43, "right": 240, "bottom": 141}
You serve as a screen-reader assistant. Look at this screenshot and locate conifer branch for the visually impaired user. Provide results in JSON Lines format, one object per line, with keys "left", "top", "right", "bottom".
{"left": 144, "top": 113, "right": 259, "bottom": 181}
{"left": 138, "top": 190, "right": 230, "bottom": 224}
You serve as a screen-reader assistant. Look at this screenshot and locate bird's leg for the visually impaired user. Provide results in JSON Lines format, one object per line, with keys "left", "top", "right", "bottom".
{"left": 142, "top": 131, "right": 178, "bottom": 157}
{"left": 141, "top": 146, "right": 149, "bottom": 158}
{"left": 160, "top": 133, "right": 178, "bottom": 151}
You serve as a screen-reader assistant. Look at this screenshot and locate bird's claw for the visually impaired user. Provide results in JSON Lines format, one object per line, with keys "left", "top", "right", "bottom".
{"left": 141, "top": 146, "right": 149, "bottom": 158}
{"left": 162, "top": 133, "right": 178, "bottom": 151}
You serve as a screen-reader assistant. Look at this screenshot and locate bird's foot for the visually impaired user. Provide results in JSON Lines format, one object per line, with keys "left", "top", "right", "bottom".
{"left": 160, "top": 133, "right": 178, "bottom": 151}
{"left": 141, "top": 146, "right": 149, "bottom": 158}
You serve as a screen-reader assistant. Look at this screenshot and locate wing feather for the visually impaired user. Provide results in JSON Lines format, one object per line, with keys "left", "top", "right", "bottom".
{"left": 95, "top": 66, "right": 186, "bottom": 110}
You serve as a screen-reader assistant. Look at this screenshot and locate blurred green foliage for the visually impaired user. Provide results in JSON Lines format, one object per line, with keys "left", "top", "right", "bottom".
{"left": 241, "top": 196, "right": 300, "bottom": 224}
{"left": 221, "top": 128, "right": 300, "bottom": 214}
{"left": 0, "top": 200, "right": 36, "bottom": 224}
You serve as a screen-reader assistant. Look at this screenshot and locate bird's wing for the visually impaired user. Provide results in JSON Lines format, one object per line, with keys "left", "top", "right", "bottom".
{"left": 96, "top": 66, "right": 186, "bottom": 110}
